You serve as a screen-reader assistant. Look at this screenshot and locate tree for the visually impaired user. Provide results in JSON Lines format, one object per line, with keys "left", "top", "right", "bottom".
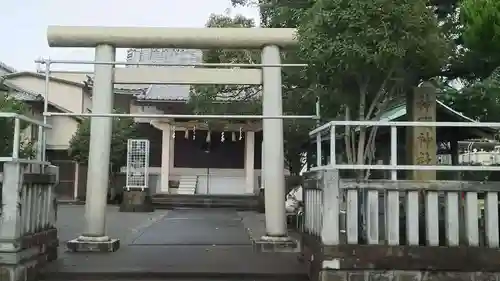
{"left": 296, "top": 0, "right": 450, "bottom": 177}
{"left": 217, "top": 0, "right": 454, "bottom": 177}
{"left": 68, "top": 112, "right": 139, "bottom": 173}
{"left": 439, "top": 0, "right": 500, "bottom": 122}
{"left": 440, "top": 67, "right": 500, "bottom": 123}
{"left": 0, "top": 92, "right": 35, "bottom": 158}
{"left": 461, "top": 0, "right": 500, "bottom": 65}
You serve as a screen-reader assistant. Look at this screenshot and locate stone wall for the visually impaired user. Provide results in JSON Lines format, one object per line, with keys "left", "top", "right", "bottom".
{"left": 0, "top": 228, "right": 58, "bottom": 281}
{"left": 302, "top": 235, "right": 500, "bottom": 281}
{"left": 320, "top": 270, "right": 499, "bottom": 281}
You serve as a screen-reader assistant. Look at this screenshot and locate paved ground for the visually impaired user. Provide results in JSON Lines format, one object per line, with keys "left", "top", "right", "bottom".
{"left": 42, "top": 206, "right": 307, "bottom": 280}
{"left": 132, "top": 210, "right": 251, "bottom": 246}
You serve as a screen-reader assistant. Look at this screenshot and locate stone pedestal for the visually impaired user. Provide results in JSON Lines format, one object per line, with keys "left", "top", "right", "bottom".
{"left": 0, "top": 228, "right": 59, "bottom": 281}
{"left": 119, "top": 189, "right": 154, "bottom": 213}
{"left": 66, "top": 236, "right": 120, "bottom": 252}
{"left": 253, "top": 236, "right": 300, "bottom": 253}
{"left": 406, "top": 82, "right": 437, "bottom": 181}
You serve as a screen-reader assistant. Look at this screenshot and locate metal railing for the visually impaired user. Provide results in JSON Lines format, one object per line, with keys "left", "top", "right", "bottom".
{"left": 0, "top": 112, "right": 52, "bottom": 165}
{"left": 309, "top": 120, "right": 500, "bottom": 172}
{"left": 35, "top": 58, "right": 319, "bottom": 121}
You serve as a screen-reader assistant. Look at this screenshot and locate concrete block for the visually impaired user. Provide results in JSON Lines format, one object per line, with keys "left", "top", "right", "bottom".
{"left": 253, "top": 237, "right": 300, "bottom": 253}
{"left": 66, "top": 238, "right": 120, "bottom": 252}
{"left": 120, "top": 190, "right": 154, "bottom": 212}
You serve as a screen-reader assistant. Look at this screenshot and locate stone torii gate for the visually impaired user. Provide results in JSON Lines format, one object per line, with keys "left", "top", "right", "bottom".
{"left": 43, "top": 26, "right": 315, "bottom": 251}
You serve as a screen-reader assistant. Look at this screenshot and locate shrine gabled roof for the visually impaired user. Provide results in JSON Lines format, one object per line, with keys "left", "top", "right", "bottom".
{"left": 108, "top": 84, "right": 189, "bottom": 101}
{"left": 311, "top": 100, "right": 497, "bottom": 142}
{"left": 377, "top": 100, "right": 497, "bottom": 135}
{"left": 377, "top": 100, "right": 477, "bottom": 123}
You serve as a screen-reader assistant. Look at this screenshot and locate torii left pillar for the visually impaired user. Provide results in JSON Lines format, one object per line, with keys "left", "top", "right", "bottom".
{"left": 66, "top": 44, "right": 120, "bottom": 252}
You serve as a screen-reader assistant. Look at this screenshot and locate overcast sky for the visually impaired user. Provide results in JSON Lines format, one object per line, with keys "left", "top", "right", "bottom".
{"left": 0, "top": 0, "right": 259, "bottom": 71}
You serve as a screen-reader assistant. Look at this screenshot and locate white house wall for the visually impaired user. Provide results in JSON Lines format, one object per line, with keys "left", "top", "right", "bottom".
{"left": 4, "top": 76, "right": 91, "bottom": 114}
{"left": 129, "top": 103, "right": 164, "bottom": 123}
{"left": 46, "top": 115, "right": 79, "bottom": 150}
{"left": 459, "top": 152, "right": 500, "bottom": 166}
{"left": 51, "top": 73, "right": 89, "bottom": 84}
{"left": 23, "top": 106, "right": 78, "bottom": 150}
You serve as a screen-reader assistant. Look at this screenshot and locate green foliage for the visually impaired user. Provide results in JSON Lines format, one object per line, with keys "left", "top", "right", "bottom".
{"left": 444, "top": 0, "right": 500, "bottom": 81}
{"left": 229, "top": 0, "right": 500, "bottom": 174}
{"left": 441, "top": 67, "right": 500, "bottom": 122}
{"left": 294, "top": 0, "right": 450, "bottom": 170}
{"left": 68, "top": 111, "right": 139, "bottom": 173}
{"left": 436, "top": 0, "right": 500, "bottom": 123}
{"left": 0, "top": 93, "right": 36, "bottom": 158}
{"left": 297, "top": 0, "right": 449, "bottom": 97}
{"left": 229, "top": 0, "right": 453, "bottom": 172}
{"left": 461, "top": 0, "right": 500, "bottom": 61}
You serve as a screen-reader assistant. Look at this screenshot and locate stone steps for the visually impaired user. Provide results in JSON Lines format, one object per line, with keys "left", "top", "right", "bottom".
{"left": 177, "top": 176, "right": 198, "bottom": 195}
{"left": 152, "top": 194, "right": 261, "bottom": 210}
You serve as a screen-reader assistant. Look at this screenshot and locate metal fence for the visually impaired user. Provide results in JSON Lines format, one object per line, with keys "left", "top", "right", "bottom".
{"left": 125, "top": 139, "right": 150, "bottom": 190}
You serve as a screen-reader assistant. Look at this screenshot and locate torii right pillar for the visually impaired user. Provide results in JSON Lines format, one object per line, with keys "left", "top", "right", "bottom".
{"left": 257, "top": 44, "right": 296, "bottom": 251}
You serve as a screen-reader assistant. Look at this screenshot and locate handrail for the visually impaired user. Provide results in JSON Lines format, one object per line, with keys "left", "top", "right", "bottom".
{"left": 0, "top": 112, "right": 52, "bottom": 163}
{"left": 0, "top": 112, "right": 52, "bottom": 129}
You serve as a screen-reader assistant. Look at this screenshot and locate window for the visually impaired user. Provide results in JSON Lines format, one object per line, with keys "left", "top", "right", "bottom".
{"left": 31, "top": 124, "right": 40, "bottom": 142}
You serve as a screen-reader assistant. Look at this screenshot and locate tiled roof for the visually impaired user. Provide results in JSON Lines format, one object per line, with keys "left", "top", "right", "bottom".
{"left": 0, "top": 61, "right": 16, "bottom": 74}
{"left": 2, "top": 72, "right": 86, "bottom": 88}
{"left": 0, "top": 81, "right": 84, "bottom": 120}
{"left": 0, "top": 80, "right": 41, "bottom": 101}
{"left": 106, "top": 84, "right": 190, "bottom": 101}
{"left": 137, "top": 85, "right": 190, "bottom": 100}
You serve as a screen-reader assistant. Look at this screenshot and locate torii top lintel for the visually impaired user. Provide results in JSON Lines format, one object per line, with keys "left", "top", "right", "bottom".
{"left": 47, "top": 26, "right": 298, "bottom": 49}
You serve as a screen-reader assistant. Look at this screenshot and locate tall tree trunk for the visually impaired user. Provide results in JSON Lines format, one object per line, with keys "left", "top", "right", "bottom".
{"left": 356, "top": 86, "right": 367, "bottom": 179}
{"left": 344, "top": 107, "right": 354, "bottom": 164}
{"left": 286, "top": 151, "right": 303, "bottom": 176}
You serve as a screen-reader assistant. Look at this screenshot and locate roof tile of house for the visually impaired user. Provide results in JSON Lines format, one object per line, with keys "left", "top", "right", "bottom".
{"left": 0, "top": 61, "right": 16, "bottom": 74}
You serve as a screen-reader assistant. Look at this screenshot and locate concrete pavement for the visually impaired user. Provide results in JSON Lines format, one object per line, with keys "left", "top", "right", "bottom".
{"left": 41, "top": 206, "right": 307, "bottom": 280}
